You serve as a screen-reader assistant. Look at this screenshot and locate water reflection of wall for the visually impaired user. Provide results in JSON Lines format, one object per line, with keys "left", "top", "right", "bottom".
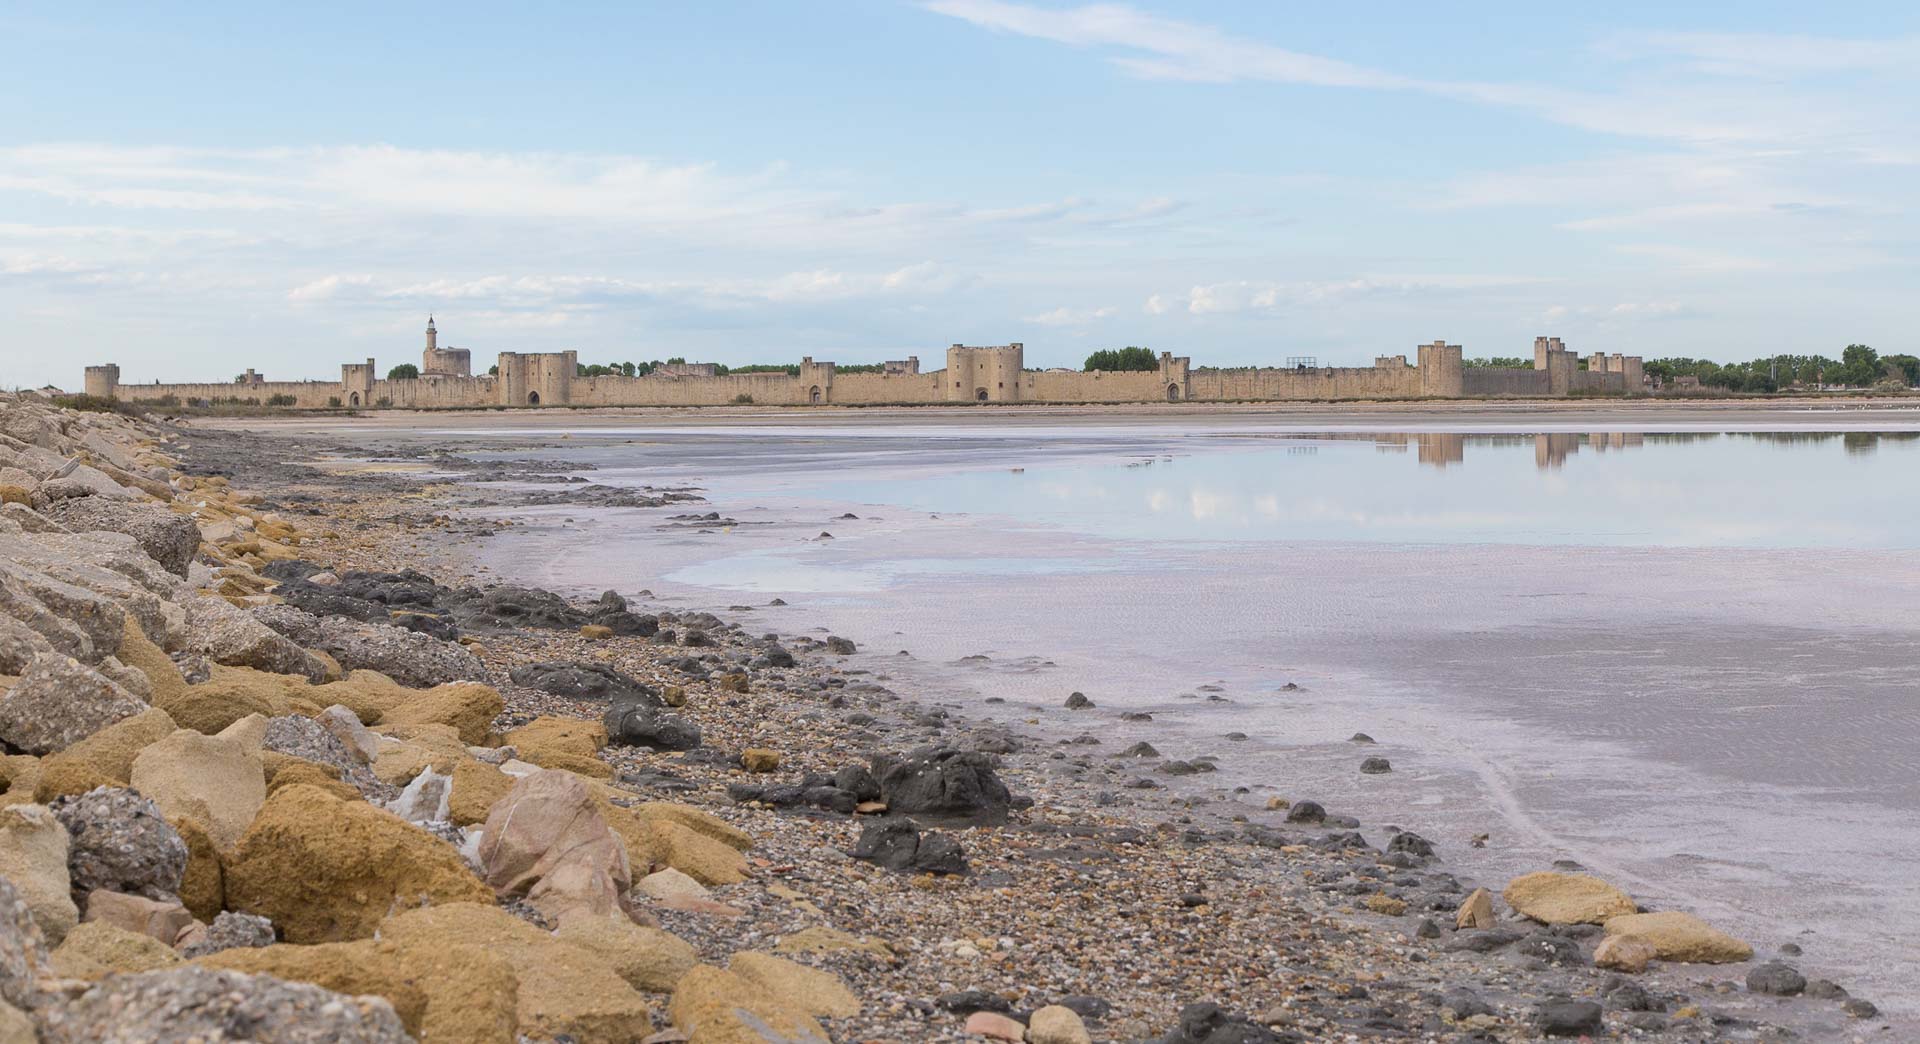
{"left": 1308, "top": 430, "right": 1916, "bottom": 472}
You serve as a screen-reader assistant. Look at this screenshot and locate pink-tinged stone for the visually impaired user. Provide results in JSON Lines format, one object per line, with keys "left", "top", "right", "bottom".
{"left": 964, "top": 1010, "right": 1026, "bottom": 1041}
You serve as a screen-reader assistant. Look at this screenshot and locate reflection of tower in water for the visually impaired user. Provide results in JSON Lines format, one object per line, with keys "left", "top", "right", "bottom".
{"left": 1417, "top": 433, "right": 1465, "bottom": 467}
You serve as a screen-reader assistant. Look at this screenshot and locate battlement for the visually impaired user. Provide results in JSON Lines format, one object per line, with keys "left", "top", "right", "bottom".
{"left": 80, "top": 319, "right": 1649, "bottom": 411}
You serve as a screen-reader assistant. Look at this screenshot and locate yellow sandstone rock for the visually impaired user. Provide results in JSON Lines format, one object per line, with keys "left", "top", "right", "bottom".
{"left": 448, "top": 758, "right": 514, "bottom": 826}
{"left": 728, "top": 951, "right": 858, "bottom": 1018}
{"left": 1602, "top": 912, "right": 1752, "bottom": 964}
{"left": 668, "top": 963, "right": 827, "bottom": 1044}
{"left": 49, "top": 920, "right": 182, "bottom": 980}
{"left": 199, "top": 937, "right": 519, "bottom": 1044}
{"left": 32, "top": 707, "right": 176, "bottom": 802}
{"left": 554, "top": 910, "right": 699, "bottom": 992}
{"left": 377, "top": 682, "right": 503, "bottom": 746}
{"left": 1502, "top": 871, "right": 1638, "bottom": 926}
{"left": 1454, "top": 887, "right": 1496, "bottom": 930}
{"left": 223, "top": 784, "right": 492, "bottom": 943}
{"left": 381, "top": 903, "right": 655, "bottom": 1044}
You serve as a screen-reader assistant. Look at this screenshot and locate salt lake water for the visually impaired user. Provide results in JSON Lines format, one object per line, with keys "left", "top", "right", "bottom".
{"left": 468, "top": 419, "right": 1920, "bottom": 1017}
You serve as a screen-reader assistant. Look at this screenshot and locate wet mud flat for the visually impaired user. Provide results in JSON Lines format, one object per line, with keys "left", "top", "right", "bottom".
{"left": 174, "top": 418, "right": 1903, "bottom": 1041}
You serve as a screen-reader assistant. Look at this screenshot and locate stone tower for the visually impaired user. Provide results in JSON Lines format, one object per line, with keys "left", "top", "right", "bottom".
{"left": 426, "top": 316, "right": 437, "bottom": 353}
{"left": 84, "top": 364, "right": 121, "bottom": 399}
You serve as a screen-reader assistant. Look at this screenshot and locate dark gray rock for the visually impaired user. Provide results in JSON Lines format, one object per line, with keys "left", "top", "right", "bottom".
{"left": 1746, "top": 961, "right": 1806, "bottom": 996}
{"left": 603, "top": 701, "right": 702, "bottom": 750}
{"left": 825, "top": 636, "right": 856, "bottom": 655}
{"left": 1534, "top": 999, "right": 1602, "bottom": 1037}
{"left": 1517, "top": 932, "right": 1587, "bottom": 967}
{"left": 1156, "top": 1001, "right": 1284, "bottom": 1043}
{"left": 1359, "top": 757, "right": 1392, "bottom": 774}
{"left": 1064, "top": 691, "right": 1094, "bottom": 710}
{"left": 178, "top": 911, "right": 276, "bottom": 958}
{"left": 1444, "top": 929, "right": 1520, "bottom": 954}
{"left": 871, "top": 748, "right": 1011, "bottom": 823}
{"left": 251, "top": 607, "right": 482, "bottom": 689}
{"left": 938, "top": 989, "right": 1012, "bottom": 1014}
{"left": 1387, "top": 831, "right": 1434, "bottom": 860}
{"left": 1284, "top": 800, "right": 1326, "bottom": 825}
{"left": 1803, "top": 979, "right": 1847, "bottom": 1000}
{"left": 50, "top": 787, "right": 187, "bottom": 903}
{"left": 508, "top": 660, "right": 658, "bottom": 704}
{"left": 1842, "top": 998, "right": 1879, "bottom": 1018}
{"left": 37, "top": 965, "right": 411, "bottom": 1043}
{"left": 849, "top": 819, "right": 967, "bottom": 875}
{"left": 1440, "top": 987, "right": 1493, "bottom": 1019}
{"left": 832, "top": 765, "right": 881, "bottom": 802}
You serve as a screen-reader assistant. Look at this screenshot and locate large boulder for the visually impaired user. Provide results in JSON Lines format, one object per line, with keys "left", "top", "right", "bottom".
{"left": 849, "top": 819, "right": 967, "bottom": 875}
{"left": 377, "top": 682, "right": 502, "bottom": 746}
{"left": 170, "top": 817, "right": 224, "bottom": 923}
{"left": 253, "top": 608, "right": 483, "bottom": 689}
{"left": 0, "top": 616, "right": 52, "bottom": 675}
{"left": 604, "top": 701, "right": 702, "bottom": 751}
{"left": 49, "top": 919, "right": 181, "bottom": 979}
{"left": 1602, "top": 911, "right": 1753, "bottom": 963}
{"left": 198, "top": 936, "right": 519, "bottom": 1044}
{"left": 0, "top": 573, "right": 105, "bottom": 664}
{"left": 43, "top": 499, "right": 200, "bottom": 578}
{"left": 223, "top": 784, "right": 491, "bottom": 943}
{"left": 36, "top": 965, "right": 412, "bottom": 1043}
{"left": 185, "top": 596, "right": 328, "bottom": 682}
{"left": 871, "top": 747, "right": 1012, "bottom": 823}
{"left": 0, "top": 654, "right": 144, "bottom": 755}
{"left": 0, "top": 804, "right": 78, "bottom": 945}
{"left": 553, "top": 909, "right": 698, "bottom": 992}
{"left": 668, "top": 963, "right": 831, "bottom": 1043}
{"left": 728, "top": 951, "right": 859, "bottom": 1018}
{"left": 31, "top": 707, "right": 176, "bottom": 802}
{"left": 49, "top": 787, "right": 187, "bottom": 902}
{"left": 477, "top": 770, "right": 632, "bottom": 920}
{"left": 448, "top": 758, "right": 514, "bottom": 826}
{"left": 0, "top": 876, "right": 50, "bottom": 1011}
{"left": 638, "top": 816, "right": 749, "bottom": 886}
{"left": 262, "top": 714, "right": 385, "bottom": 800}
{"left": 509, "top": 660, "right": 659, "bottom": 703}
{"left": 1503, "top": 871, "right": 1638, "bottom": 925}
{"left": 129, "top": 729, "right": 266, "bottom": 850}
{"left": 381, "top": 902, "right": 655, "bottom": 1043}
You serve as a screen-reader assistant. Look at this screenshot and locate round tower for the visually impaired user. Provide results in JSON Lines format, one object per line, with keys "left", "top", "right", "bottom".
{"left": 425, "top": 315, "right": 437, "bottom": 352}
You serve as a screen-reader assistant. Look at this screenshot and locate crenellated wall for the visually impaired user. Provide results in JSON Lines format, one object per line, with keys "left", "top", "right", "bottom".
{"left": 83, "top": 334, "right": 1645, "bottom": 408}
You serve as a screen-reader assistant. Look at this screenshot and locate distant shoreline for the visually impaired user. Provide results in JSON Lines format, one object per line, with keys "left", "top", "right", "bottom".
{"left": 187, "top": 395, "right": 1920, "bottom": 434}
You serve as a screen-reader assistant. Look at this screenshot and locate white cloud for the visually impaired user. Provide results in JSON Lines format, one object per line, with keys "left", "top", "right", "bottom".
{"left": 928, "top": 3, "right": 1920, "bottom": 151}
{"left": 1156, "top": 274, "right": 1555, "bottom": 315}
{"left": 1025, "top": 305, "right": 1115, "bottom": 326}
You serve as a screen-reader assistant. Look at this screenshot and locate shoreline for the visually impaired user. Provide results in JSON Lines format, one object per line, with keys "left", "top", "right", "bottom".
{"left": 187, "top": 395, "right": 1920, "bottom": 437}
{"left": 207, "top": 417, "right": 1896, "bottom": 1039}
{"left": 0, "top": 395, "right": 1894, "bottom": 1041}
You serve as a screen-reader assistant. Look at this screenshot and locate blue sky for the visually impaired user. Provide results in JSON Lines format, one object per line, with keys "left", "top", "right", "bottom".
{"left": 3, "top": 1, "right": 1917, "bottom": 387}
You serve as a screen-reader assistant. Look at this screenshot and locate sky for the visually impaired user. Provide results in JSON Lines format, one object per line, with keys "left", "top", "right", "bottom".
{"left": 3, "top": 1, "right": 1917, "bottom": 388}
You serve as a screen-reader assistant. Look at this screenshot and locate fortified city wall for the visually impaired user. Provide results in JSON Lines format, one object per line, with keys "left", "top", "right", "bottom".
{"left": 86, "top": 322, "right": 1646, "bottom": 409}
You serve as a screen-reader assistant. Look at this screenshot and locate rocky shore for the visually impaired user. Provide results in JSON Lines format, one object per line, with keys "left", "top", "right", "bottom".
{"left": 0, "top": 394, "right": 1892, "bottom": 1042}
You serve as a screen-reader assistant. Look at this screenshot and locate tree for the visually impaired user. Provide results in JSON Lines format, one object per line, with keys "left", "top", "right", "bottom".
{"left": 1839, "top": 344, "right": 1879, "bottom": 387}
{"left": 1083, "top": 347, "right": 1159, "bottom": 371}
{"left": 387, "top": 363, "right": 420, "bottom": 380}
{"left": 1882, "top": 354, "right": 1920, "bottom": 387}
